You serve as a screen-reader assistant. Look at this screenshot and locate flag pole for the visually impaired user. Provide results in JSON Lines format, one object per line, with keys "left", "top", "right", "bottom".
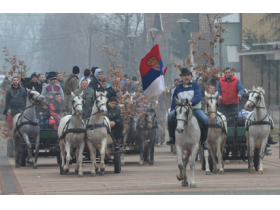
{"left": 164, "top": 90, "right": 169, "bottom": 114}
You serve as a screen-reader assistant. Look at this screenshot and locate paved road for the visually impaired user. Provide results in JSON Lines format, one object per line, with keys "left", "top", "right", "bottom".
{"left": 1, "top": 137, "right": 280, "bottom": 195}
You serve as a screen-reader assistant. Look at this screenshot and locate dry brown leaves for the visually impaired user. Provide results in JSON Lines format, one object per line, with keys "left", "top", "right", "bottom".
{"left": 0, "top": 121, "right": 11, "bottom": 138}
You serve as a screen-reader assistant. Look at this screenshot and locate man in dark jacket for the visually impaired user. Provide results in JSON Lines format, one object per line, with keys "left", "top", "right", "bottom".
{"left": 64, "top": 66, "right": 80, "bottom": 111}
{"left": 3, "top": 76, "right": 27, "bottom": 119}
{"left": 101, "top": 77, "right": 116, "bottom": 100}
{"left": 25, "top": 72, "right": 42, "bottom": 93}
{"left": 90, "top": 67, "right": 99, "bottom": 81}
{"left": 52, "top": 93, "right": 66, "bottom": 117}
{"left": 107, "top": 96, "right": 124, "bottom": 142}
{"left": 88, "top": 68, "right": 103, "bottom": 91}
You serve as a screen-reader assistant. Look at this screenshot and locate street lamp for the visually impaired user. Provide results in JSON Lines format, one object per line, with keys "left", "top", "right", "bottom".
{"left": 148, "top": 28, "right": 159, "bottom": 47}
{"left": 127, "top": 34, "right": 137, "bottom": 74}
{"left": 177, "top": 19, "right": 190, "bottom": 67}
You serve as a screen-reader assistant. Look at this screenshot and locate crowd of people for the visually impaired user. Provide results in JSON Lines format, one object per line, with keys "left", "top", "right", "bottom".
{"left": 1, "top": 66, "right": 146, "bottom": 142}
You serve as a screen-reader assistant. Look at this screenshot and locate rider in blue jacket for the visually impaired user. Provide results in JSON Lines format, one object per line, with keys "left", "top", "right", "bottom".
{"left": 166, "top": 68, "right": 209, "bottom": 150}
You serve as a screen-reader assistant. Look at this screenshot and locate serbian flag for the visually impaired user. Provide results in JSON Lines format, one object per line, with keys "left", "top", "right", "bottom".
{"left": 139, "top": 44, "right": 165, "bottom": 102}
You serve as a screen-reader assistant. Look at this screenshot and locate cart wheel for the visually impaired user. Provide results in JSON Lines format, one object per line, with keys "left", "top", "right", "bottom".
{"left": 7, "top": 139, "right": 14, "bottom": 158}
{"left": 114, "top": 148, "right": 121, "bottom": 173}
{"left": 20, "top": 148, "right": 27, "bottom": 166}
{"left": 254, "top": 148, "right": 259, "bottom": 171}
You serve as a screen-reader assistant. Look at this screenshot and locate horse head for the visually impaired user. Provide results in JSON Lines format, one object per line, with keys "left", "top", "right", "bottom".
{"left": 144, "top": 103, "right": 157, "bottom": 129}
{"left": 95, "top": 91, "right": 108, "bottom": 116}
{"left": 245, "top": 86, "right": 265, "bottom": 109}
{"left": 205, "top": 91, "right": 219, "bottom": 120}
{"left": 26, "top": 87, "right": 46, "bottom": 105}
{"left": 71, "top": 91, "right": 84, "bottom": 115}
{"left": 174, "top": 97, "right": 191, "bottom": 133}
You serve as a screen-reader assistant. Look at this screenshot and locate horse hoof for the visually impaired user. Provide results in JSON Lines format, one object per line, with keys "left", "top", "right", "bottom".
{"left": 177, "top": 175, "right": 183, "bottom": 181}
{"left": 78, "top": 174, "right": 83, "bottom": 177}
{"left": 95, "top": 167, "right": 99, "bottom": 173}
{"left": 139, "top": 162, "right": 144, "bottom": 166}
{"left": 250, "top": 168, "right": 255, "bottom": 174}
{"left": 91, "top": 173, "right": 96, "bottom": 177}
{"left": 190, "top": 183, "right": 196, "bottom": 188}
{"left": 205, "top": 171, "right": 211, "bottom": 175}
{"left": 121, "top": 162, "right": 125, "bottom": 166}
{"left": 75, "top": 169, "right": 78, "bottom": 174}
{"left": 181, "top": 181, "right": 189, "bottom": 187}
{"left": 149, "top": 162, "right": 154, "bottom": 166}
{"left": 100, "top": 168, "right": 105, "bottom": 175}
{"left": 219, "top": 170, "right": 225, "bottom": 174}
{"left": 258, "top": 170, "right": 263, "bottom": 174}
{"left": 33, "top": 165, "right": 38, "bottom": 169}
{"left": 61, "top": 170, "right": 67, "bottom": 175}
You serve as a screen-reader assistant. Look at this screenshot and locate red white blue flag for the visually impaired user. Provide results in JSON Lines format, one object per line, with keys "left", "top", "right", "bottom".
{"left": 139, "top": 44, "right": 165, "bottom": 101}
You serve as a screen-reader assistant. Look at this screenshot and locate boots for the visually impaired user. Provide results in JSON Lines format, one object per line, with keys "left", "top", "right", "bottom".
{"left": 201, "top": 124, "right": 209, "bottom": 150}
{"left": 268, "top": 135, "right": 278, "bottom": 145}
{"left": 166, "top": 121, "right": 176, "bottom": 145}
{"left": 265, "top": 146, "right": 272, "bottom": 156}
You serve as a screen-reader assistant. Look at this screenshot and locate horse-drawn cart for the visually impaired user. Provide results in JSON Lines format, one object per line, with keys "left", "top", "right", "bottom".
{"left": 199, "top": 117, "right": 260, "bottom": 172}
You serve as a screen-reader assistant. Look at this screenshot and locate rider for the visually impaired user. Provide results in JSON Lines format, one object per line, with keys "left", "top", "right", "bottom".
{"left": 107, "top": 96, "right": 124, "bottom": 143}
{"left": 3, "top": 76, "right": 27, "bottom": 120}
{"left": 166, "top": 68, "right": 209, "bottom": 150}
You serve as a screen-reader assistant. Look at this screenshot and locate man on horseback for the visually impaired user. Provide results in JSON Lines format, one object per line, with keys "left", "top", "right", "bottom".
{"left": 215, "top": 67, "right": 244, "bottom": 126}
{"left": 166, "top": 68, "right": 209, "bottom": 150}
{"left": 3, "top": 76, "right": 27, "bottom": 120}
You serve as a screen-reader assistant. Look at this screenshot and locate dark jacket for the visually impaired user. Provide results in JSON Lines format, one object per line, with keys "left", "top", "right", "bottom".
{"left": 64, "top": 74, "right": 79, "bottom": 95}
{"left": 52, "top": 100, "right": 66, "bottom": 116}
{"left": 88, "top": 76, "right": 102, "bottom": 91}
{"left": 122, "top": 83, "right": 132, "bottom": 94}
{"left": 4, "top": 85, "right": 26, "bottom": 114}
{"left": 36, "top": 105, "right": 50, "bottom": 120}
{"left": 105, "top": 86, "right": 117, "bottom": 100}
{"left": 107, "top": 105, "right": 123, "bottom": 127}
{"left": 25, "top": 81, "right": 42, "bottom": 93}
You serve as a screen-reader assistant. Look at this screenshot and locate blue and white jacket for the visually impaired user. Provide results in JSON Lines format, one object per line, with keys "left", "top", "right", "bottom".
{"left": 171, "top": 80, "right": 202, "bottom": 111}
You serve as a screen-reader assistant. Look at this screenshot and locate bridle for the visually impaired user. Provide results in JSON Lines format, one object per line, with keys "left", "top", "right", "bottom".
{"left": 28, "top": 91, "right": 44, "bottom": 105}
{"left": 247, "top": 90, "right": 266, "bottom": 109}
{"left": 95, "top": 93, "right": 108, "bottom": 112}
{"left": 205, "top": 95, "right": 219, "bottom": 118}
{"left": 72, "top": 95, "right": 83, "bottom": 116}
{"left": 175, "top": 102, "right": 192, "bottom": 126}
{"left": 138, "top": 108, "right": 156, "bottom": 130}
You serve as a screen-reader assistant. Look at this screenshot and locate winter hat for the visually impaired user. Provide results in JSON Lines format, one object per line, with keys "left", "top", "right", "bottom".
{"left": 46, "top": 71, "right": 57, "bottom": 81}
{"left": 72, "top": 66, "right": 80, "bottom": 74}
{"left": 94, "top": 68, "right": 103, "bottom": 80}
{"left": 30, "top": 72, "right": 37, "bottom": 79}
{"left": 91, "top": 67, "right": 99, "bottom": 75}
{"left": 180, "top": 68, "right": 193, "bottom": 76}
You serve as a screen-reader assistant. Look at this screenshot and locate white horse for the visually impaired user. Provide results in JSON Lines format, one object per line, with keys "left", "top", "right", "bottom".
{"left": 174, "top": 98, "right": 200, "bottom": 187}
{"left": 13, "top": 88, "right": 46, "bottom": 169}
{"left": 204, "top": 91, "right": 227, "bottom": 175}
{"left": 58, "top": 91, "right": 86, "bottom": 177}
{"left": 245, "top": 86, "right": 273, "bottom": 174}
{"left": 86, "top": 91, "right": 110, "bottom": 176}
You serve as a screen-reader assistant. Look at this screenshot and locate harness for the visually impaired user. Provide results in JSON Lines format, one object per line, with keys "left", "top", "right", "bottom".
{"left": 14, "top": 92, "right": 42, "bottom": 139}
{"left": 245, "top": 90, "right": 273, "bottom": 130}
{"left": 205, "top": 95, "right": 227, "bottom": 135}
{"left": 175, "top": 102, "right": 192, "bottom": 126}
{"left": 59, "top": 94, "right": 87, "bottom": 141}
{"left": 85, "top": 94, "right": 120, "bottom": 146}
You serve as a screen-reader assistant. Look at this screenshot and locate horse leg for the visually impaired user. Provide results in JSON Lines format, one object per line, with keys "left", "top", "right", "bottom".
{"left": 181, "top": 150, "right": 190, "bottom": 187}
{"left": 176, "top": 144, "right": 185, "bottom": 184}
{"left": 121, "top": 133, "right": 127, "bottom": 166}
{"left": 99, "top": 138, "right": 107, "bottom": 175}
{"left": 149, "top": 137, "right": 155, "bottom": 166}
{"left": 87, "top": 140, "right": 97, "bottom": 177}
{"left": 59, "top": 140, "right": 66, "bottom": 174}
{"left": 33, "top": 135, "right": 40, "bottom": 169}
{"left": 75, "top": 147, "right": 80, "bottom": 174}
{"left": 216, "top": 139, "right": 224, "bottom": 174}
{"left": 209, "top": 143, "right": 218, "bottom": 173}
{"left": 22, "top": 133, "right": 34, "bottom": 165}
{"left": 190, "top": 144, "right": 199, "bottom": 188}
{"left": 221, "top": 135, "right": 226, "bottom": 169}
{"left": 258, "top": 139, "right": 267, "bottom": 174}
{"left": 146, "top": 140, "right": 151, "bottom": 164}
{"left": 77, "top": 142, "right": 85, "bottom": 177}
{"left": 63, "top": 141, "right": 71, "bottom": 173}
{"left": 204, "top": 149, "right": 211, "bottom": 175}
{"left": 139, "top": 135, "right": 144, "bottom": 166}
{"left": 249, "top": 136, "right": 255, "bottom": 174}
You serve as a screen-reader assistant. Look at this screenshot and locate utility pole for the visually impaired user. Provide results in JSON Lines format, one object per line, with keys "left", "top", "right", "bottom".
{"left": 88, "top": 23, "right": 93, "bottom": 69}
